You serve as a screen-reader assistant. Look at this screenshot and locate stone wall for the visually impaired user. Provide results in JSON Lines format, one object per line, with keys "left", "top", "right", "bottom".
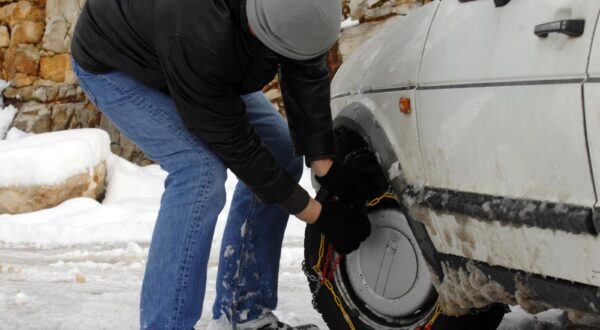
{"left": 1, "top": 0, "right": 428, "bottom": 163}
{"left": 0, "top": 0, "right": 149, "bottom": 164}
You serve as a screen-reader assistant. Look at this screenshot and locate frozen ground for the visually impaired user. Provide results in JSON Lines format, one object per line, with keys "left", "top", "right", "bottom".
{"left": 0, "top": 129, "right": 585, "bottom": 329}
{"left": 0, "top": 167, "right": 325, "bottom": 330}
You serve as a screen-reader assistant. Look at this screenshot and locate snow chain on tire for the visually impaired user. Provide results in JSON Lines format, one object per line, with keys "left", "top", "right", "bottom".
{"left": 303, "top": 190, "right": 446, "bottom": 330}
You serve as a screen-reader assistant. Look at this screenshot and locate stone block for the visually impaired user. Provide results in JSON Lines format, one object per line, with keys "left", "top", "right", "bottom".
{"left": 64, "top": 65, "right": 77, "bottom": 84}
{"left": 3, "top": 85, "right": 32, "bottom": 100}
{"left": 50, "top": 102, "right": 84, "bottom": 130}
{"left": 3, "top": 84, "right": 66, "bottom": 102}
{"left": 4, "top": 44, "right": 40, "bottom": 79}
{"left": 41, "top": 16, "right": 68, "bottom": 53}
{"left": 0, "top": 1, "right": 44, "bottom": 26}
{"left": 39, "top": 53, "right": 69, "bottom": 82}
{"left": 0, "top": 4, "right": 17, "bottom": 24}
{"left": 10, "top": 20, "right": 44, "bottom": 45}
{"left": 11, "top": 72, "right": 37, "bottom": 87}
{"left": 72, "top": 101, "right": 102, "bottom": 128}
{"left": 13, "top": 1, "right": 44, "bottom": 23}
{"left": 45, "top": 0, "right": 81, "bottom": 36}
{"left": 0, "top": 161, "right": 107, "bottom": 214}
{"left": 11, "top": 100, "right": 50, "bottom": 132}
{"left": 0, "top": 25, "right": 9, "bottom": 47}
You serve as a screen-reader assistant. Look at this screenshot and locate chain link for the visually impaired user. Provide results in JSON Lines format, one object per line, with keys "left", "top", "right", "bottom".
{"left": 422, "top": 304, "right": 442, "bottom": 329}
{"left": 304, "top": 190, "right": 426, "bottom": 330}
{"left": 309, "top": 234, "right": 356, "bottom": 330}
{"left": 367, "top": 190, "right": 400, "bottom": 207}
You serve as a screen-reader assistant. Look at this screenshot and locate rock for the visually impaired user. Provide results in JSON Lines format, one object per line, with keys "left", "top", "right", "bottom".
{"left": 39, "top": 53, "right": 69, "bottom": 82}
{"left": 367, "top": 0, "right": 385, "bottom": 8}
{"left": 0, "top": 161, "right": 107, "bottom": 214}
{"left": 0, "top": 2, "right": 44, "bottom": 27}
{"left": 11, "top": 101, "right": 50, "bottom": 132}
{"left": 41, "top": 16, "right": 68, "bottom": 53}
{"left": 33, "top": 84, "right": 61, "bottom": 101}
{"left": 4, "top": 44, "right": 40, "bottom": 78}
{"left": 75, "top": 273, "right": 86, "bottom": 284}
{"left": 12, "top": 1, "right": 44, "bottom": 24}
{"left": 11, "top": 72, "right": 37, "bottom": 87}
{"left": 0, "top": 25, "right": 9, "bottom": 47}
{"left": 4, "top": 84, "right": 63, "bottom": 102}
{"left": 349, "top": 0, "right": 426, "bottom": 21}
{"left": 64, "top": 64, "right": 77, "bottom": 84}
{"left": 56, "top": 84, "right": 78, "bottom": 99}
{"left": 50, "top": 102, "right": 84, "bottom": 130}
{"left": 45, "top": 0, "right": 81, "bottom": 36}
{"left": 0, "top": 4, "right": 17, "bottom": 25}
{"left": 10, "top": 20, "right": 44, "bottom": 45}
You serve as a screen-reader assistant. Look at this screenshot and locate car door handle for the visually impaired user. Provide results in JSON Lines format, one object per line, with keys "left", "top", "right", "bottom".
{"left": 534, "top": 19, "right": 585, "bottom": 38}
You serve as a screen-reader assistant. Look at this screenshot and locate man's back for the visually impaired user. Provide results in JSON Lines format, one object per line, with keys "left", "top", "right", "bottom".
{"left": 72, "top": 0, "right": 243, "bottom": 93}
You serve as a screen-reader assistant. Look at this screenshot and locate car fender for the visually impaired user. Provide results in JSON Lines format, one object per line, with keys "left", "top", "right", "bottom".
{"left": 331, "top": 1, "right": 439, "bottom": 98}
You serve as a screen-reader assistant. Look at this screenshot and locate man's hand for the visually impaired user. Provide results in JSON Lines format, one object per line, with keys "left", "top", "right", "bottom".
{"left": 309, "top": 199, "right": 371, "bottom": 254}
{"left": 314, "top": 154, "right": 385, "bottom": 206}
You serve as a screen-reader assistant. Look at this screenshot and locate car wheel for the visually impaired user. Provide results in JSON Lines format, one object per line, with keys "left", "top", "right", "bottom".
{"left": 302, "top": 128, "right": 507, "bottom": 330}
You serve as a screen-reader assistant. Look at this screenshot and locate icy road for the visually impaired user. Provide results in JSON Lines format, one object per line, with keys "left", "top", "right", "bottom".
{"left": 0, "top": 152, "right": 582, "bottom": 329}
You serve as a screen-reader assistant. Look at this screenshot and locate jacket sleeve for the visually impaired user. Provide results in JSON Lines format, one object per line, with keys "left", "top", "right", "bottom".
{"left": 279, "top": 53, "right": 335, "bottom": 160}
{"left": 156, "top": 37, "right": 309, "bottom": 214}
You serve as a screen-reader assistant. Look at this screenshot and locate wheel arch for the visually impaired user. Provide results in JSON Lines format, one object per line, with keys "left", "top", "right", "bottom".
{"left": 331, "top": 101, "right": 445, "bottom": 280}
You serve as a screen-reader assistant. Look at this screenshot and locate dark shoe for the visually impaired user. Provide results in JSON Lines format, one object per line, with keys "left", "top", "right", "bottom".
{"left": 238, "top": 312, "right": 319, "bottom": 330}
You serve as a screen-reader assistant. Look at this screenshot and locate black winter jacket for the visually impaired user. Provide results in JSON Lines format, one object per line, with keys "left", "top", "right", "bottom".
{"left": 71, "top": 0, "right": 335, "bottom": 213}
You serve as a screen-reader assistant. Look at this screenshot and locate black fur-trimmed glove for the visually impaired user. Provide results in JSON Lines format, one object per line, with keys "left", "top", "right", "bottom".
{"left": 310, "top": 199, "right": 371, "bottom": 254}
{"left": 315, "top": 155, "right": 385, "bottom": 206}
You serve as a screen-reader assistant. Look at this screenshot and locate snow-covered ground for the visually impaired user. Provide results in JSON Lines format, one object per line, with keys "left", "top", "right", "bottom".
{"left": 0, "top": 128, "right": 580, "bottom": 329}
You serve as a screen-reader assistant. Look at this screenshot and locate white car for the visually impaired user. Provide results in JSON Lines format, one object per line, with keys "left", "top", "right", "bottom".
{"left": 303, "top": 0, "right": 600, "bottom": 329}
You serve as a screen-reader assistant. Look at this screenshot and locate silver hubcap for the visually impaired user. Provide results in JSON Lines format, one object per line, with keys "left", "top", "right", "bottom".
{"left": 345, "top": 209, "right": 435, "bottom": 318}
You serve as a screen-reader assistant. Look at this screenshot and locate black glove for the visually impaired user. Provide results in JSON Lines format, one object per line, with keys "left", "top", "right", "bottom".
{"left": 310, "top": 199, "right": 371, "bottom": 254}
{"left": 315, "top": 154, "right": 385, "bottom": 206}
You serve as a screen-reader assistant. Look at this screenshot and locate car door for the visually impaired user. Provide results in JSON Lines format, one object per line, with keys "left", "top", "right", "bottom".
{"left": 417, "top": 0, "right": 598, "bottom": 207}
{"left": 584, "top": 13, "right": 600, "bottom": 231}
{"left": 412, "top": 0, "right": 600, "bottom": 282}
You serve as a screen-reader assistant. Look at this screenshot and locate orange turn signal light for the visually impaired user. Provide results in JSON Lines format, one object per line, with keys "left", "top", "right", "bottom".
{"left": 399, "top": 97, "right": 411, "bottom": 114}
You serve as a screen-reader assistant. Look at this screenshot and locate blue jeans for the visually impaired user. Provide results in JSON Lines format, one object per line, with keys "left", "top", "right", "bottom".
{"left": 72, "top": 59, "right": 303, "bottom": 329}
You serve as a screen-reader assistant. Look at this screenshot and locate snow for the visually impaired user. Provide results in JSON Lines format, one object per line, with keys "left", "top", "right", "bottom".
{"left": 223, "top": 245, "right": 235, "bottom": 258}
{"left": 0, "top": 153, "right": 165, "bottom": 247}
{"left": 0, "top": 105, "right": 16, "bottom": 140}
{"left": 14, "top": 292, "right": 29, "bottom": 306}
{"left": 341, "top": 17, "right": 360, "bottom": 30}
{"left": 0, "top": 129, "right": 582, "bottom": 329}
{"left": 0, "top": 128, "right": 111, "bottom": 187}
{"left": 5, "top": 127, "right": 33, "bottom": 140}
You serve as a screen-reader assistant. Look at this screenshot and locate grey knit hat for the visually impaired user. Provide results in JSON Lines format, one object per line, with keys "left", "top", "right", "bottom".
{"left": 246, "top": 0, "right": 342, "bottom": 60}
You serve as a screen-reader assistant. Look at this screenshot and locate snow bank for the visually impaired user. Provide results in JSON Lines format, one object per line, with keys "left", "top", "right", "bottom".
{"left": 0, "top": 79, "right": 16, "bottom": 139}
{"left": 0, "top": 105, "right": 16, "bottom": 140}
{"left": 5, "top": 127, "right": 33, "bottom": 141}
{"left": 0, "top": 128, "right": 111, "bottom": 187}
{"left": 0, "top": 154, "right": 166, "bottom": 247}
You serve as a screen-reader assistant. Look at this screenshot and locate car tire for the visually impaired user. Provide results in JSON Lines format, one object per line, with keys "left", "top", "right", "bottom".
{"left": 304, "top": 225, "right": 507, "bottom": 330}
{"left": 302, "top": 127, "right": 507, "bottom": 330}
